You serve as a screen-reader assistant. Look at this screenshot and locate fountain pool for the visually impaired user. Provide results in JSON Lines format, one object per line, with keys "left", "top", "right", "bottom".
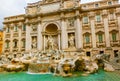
{"left": 0, "top": 70, "right": 120, "bottom": 81}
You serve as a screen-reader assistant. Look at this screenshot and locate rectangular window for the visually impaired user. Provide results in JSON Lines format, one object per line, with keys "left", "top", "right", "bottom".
{"left": 96, "top": 15, "right": 101, "bottom": 22}
{"left": 108, "top": 1, "right": 112, "bottom": 5}
{"left": 98, "top": 34, "right": 103, "bottom": 43}
{"left": 112, "top": 33, "right": 117, "bottom": 42}
{"left": 95, "top": 4, "right": 99, "bottom": 8}
{"left": 23, "top": 41, "right": 25, "bottom": 48}
{"left": 22, "top": 25, "right": 26, "bottom": 31}
{"left": 83, "top": 16, "right": 88, "bottom": 24}
{"left": 85, "top": 35, "right": 90, "bottom": 43}
{"left": 86, "top": 52, "right": 91, "bottom": 56}
{"left": 6, "top": 27, "right": 10, "bottom": 33}
{"left": 14, "top": 26, "right": 18, "bottom": 32}
{"left": 6, "top": 42, "right": 9, "bottom": 48}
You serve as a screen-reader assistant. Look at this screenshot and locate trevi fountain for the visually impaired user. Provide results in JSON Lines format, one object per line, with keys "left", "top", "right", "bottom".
{"left": 1, "top": 0, "right": 120, "bottom": 81}
{"left": 0, "top": 35, "right": 120, "bottom": 81}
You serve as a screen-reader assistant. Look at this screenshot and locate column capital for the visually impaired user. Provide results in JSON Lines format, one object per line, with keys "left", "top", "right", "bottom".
{"left": 89, "top": 12, "right": 95, "bottom": 19}
{"left": 75, "top": 10, "right": 80, "bottom": 16}
{"left": 37, "top": 17, "right": 42, "bottom": 24}
{"left": 60, "top": 17, "right": 66, "bottom": 21}
{"left": 102, "top": 10, "right": 108, "bottom": 18}
{"left": 60, "top": 12, "right": 66, "bottom": 21}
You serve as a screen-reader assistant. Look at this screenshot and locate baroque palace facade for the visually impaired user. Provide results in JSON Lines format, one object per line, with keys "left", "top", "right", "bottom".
{"left": 3, "top": 0, "right": 120, "bottom": 58}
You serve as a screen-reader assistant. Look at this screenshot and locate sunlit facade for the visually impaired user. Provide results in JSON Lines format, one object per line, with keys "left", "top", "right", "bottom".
{"left": 3, "top": 0, "right": 120, "bottom": 59}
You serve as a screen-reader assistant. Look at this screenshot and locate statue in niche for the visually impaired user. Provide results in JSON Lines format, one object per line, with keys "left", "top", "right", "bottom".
{"left": 32, "top": 37, "right": 37, "bottom": 49}
{"left": 46, "top": 35, "right": 54, "bottom": 50}
{"left": 68, "top": 34, "right": 75, "bottom": 48}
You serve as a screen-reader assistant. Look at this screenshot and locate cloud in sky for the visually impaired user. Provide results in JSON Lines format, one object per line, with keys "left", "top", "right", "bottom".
{"left": 0, "top": 0, "right": 119, "bottom": 29}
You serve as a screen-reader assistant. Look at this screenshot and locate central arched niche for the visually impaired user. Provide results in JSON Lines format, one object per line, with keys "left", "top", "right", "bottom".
{"left": 45, "top": 24, "right": 58, "bottom": 33}
{"left": 44, "top": 23, "right": 60, "bottom": 50}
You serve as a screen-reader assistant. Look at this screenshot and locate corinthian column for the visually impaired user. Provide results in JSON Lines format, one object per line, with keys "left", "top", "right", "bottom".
{"left": 37, "top": 18, "right": 42, "bottom": 51}
{"left": 61, "top": 13, "right": 68, "bottom": 49}
{"left": 102, "top": 10, "right": 110, "bottom": 47}
{"left": 75, "top": 10, "right": 83, "bottom": 49}
{"left": 25, "top": 23, "right": 31, "bottom": 52}
{"left": 116, "top": 8, "right": 120, "bottom": 41}
{"left": 10, "top": 24, "right": 14, "bottom": 52}
{"left": 89, "top": 12, "right": 96, "bottom": 48}
{"left": 18, "top": 23, "right": 22, "bottom": 52}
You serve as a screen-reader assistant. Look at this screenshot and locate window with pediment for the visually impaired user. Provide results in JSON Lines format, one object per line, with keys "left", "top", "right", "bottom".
{"left": 22, "top": 39, "right": 25, "bottom": 48}
{"left": 5, "top": 40, "right": 10, "bottom": 48}
{"left": 112, "top": 32, "right": 117, "bottom": 42}
{"left": 98, "top": 34, "right": 103, "bottom": 43}
{"left": 84, "top": 33, "right": 90, "bottom": 44}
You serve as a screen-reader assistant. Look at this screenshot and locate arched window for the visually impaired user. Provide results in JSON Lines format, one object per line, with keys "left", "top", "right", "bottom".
{"left": 98, "top": 34, "right": 103, "bottom": 43}
{"left": 22, "top": 39, "right": 25, "bottom": 48}
{"left": 13, "top": 39, "right": 18, "bottom": 48}
{"left": 5, "top": 40, "right": 10, "bottom": 48}
{"left": 85, "top": 34, "right": 90, "bottom": 44}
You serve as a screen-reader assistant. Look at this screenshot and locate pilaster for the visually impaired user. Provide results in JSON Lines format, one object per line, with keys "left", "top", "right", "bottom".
{"left": 89, "top": 12, "right": 97, "bottom": 48}
{"left": 116, "top": 8, "right": 120, "bottom": 41}
{"left": 102, "top": 10, "right": 110, "bottom": 47}
{"left": 61, "top": 13, "right": 68, "bottom": 49}
{"left": 10, "top": 24, "right": 14, "bottom": 52}
{"left": 18, "top": 23, "right": 22, "bottom": 52}
{"left": 37, "top": 17, "right": 42, "bottom": 51}
{"left": 25, "top": 22, "right": 31, "bottom": 52}
{"left": 75, "top": 10, "right": 83, "bottom": 49}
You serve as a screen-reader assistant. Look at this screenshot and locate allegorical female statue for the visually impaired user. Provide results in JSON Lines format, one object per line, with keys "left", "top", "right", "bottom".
{"left": 68, "top": 34, "right": 75, "bottom": 48}
{"left": 32, "top": 37, "right": 37, "bottom": 49}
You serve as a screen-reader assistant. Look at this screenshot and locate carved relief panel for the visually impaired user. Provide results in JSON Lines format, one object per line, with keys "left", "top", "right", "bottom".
{"left": 67, "top": 18, "right": 75, "bottom": 28}
{"left": 32, "top": 24, "right": 37, "bottom": 32}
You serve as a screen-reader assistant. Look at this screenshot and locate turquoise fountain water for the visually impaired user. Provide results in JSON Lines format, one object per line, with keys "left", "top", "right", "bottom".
{"left": 0, "top": 70, "right": 120, "bottom": 81}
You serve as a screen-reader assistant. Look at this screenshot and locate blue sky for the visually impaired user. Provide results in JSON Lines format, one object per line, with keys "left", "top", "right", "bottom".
{"left": 0, "top": 0, "right": 119, "bottom": 29}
